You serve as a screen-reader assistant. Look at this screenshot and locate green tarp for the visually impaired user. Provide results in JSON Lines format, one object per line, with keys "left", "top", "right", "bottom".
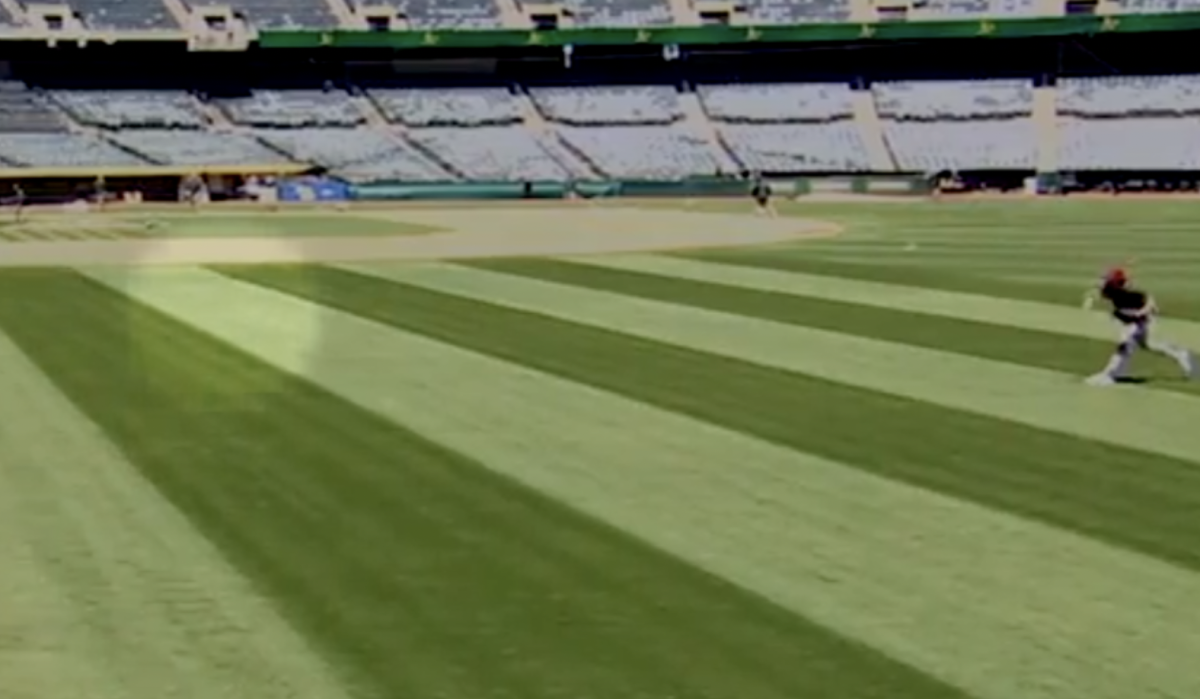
{"left": 259, "top": 12, "right": 1195, "bottom": 49}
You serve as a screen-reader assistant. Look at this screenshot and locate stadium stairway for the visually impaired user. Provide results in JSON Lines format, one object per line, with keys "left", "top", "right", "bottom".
{"left": 196, "top": 97, "right": 233, "bottom": 129}
{"left": 667, "top": 0, "right": 700, "bottom": 25}
{"left": 0, "top": 0, "right": 25, "bottom": 23}
{"left": 679, "top": 88, "right": 741, "bottom": 174}
{"left": 1034, "top": 84, "right": 1059, "bottom": 172}
{"left": 158, "top": 0, "right": 191, "bottom": 29}
{"left": 354, "top": 93, "right": 390, "bottom": 127}
{"left": 494, "top": 0, "right": 527, "bottom": 27}
{"left": 389, "top": 121, "right": 466, "bottom": 179}
{"left": 322, "top": 0, "right": 357, "bottom": 28}
{"left": 850, "top": 0, "right": 873, "bottom": 22}
{"left": 852, "top": 88, "right": 896, "bottom": 171}
{"left": 517, "top": 93, "right": 604, "bottom": 178}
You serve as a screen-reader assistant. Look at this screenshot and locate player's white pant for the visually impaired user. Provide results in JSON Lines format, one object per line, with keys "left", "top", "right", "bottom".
{"left": 1097, "top": 318, "right": 1192, "bottom": 379}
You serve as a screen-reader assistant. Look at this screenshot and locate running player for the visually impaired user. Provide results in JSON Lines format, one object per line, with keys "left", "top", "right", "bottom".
{"left": 1083, "top": 267, "right": 1194, "bottom": 385}
{"left": 11, "top": 184, "right": 24, "bottom": 222}
{"left": 750, "top": 172, "right": 775, "bottom": 217}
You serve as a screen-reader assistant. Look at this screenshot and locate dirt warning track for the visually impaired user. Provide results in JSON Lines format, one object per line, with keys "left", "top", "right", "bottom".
{"left": 0, "top": 208, "right": 836, "bottom": 267}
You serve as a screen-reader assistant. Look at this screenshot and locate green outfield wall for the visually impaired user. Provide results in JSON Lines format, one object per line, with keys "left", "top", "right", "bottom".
{"left": 349, "top": 175, "right": 931, "bottom": 200}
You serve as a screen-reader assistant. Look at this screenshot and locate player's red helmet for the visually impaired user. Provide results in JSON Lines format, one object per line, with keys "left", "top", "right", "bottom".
{"left": 1104, "top": 267, "right": 1128, "bottom": 287}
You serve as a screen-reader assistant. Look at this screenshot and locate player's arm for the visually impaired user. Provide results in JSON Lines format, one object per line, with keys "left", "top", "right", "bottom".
{"left": 1082, "top": 287, "right": 1100, "bottom": 310}
{"left": 1130, "top": 295, "right": 1159, "bottom": 318}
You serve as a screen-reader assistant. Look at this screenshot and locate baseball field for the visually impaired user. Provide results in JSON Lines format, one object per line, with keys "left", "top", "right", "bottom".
{"left": 2, "top": 197, "right": 1199, "bottom": 699}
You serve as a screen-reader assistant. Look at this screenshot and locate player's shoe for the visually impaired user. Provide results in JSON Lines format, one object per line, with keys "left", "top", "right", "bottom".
{"left": 1086, "top": 372, "right": 1117, "bottom": 386}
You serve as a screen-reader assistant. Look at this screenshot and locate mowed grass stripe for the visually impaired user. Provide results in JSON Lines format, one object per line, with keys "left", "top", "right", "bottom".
{"left": 467, "top": 257, "right": 1196, "bottom": 393}
{"left": 53, "top": 267, "right": 944, "bottom": 699}
{"left": 329, "top": 261, "right": 1200, "bottom": 569}
{"left": 102, "top": 264, "right": 1200, "bottom": 699}
{"left": 563, "top": 253, "right": 1200, "bottom": 353}
{"left": 0, "top": 281, "right": 356, "bottom": 699}
{"left": 696, "top": 251, "right": 1200, "bottom": 321}
{"left": 348, "top": 262, "right": 1200, "bottom": 466}
{"left": 235, "top": 264, "right": 1200, "bottom": 572}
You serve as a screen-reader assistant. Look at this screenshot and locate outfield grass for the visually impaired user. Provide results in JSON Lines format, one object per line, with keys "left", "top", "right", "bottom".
{"left": 3, "top": 199, "right": 1200, "bottom": 699}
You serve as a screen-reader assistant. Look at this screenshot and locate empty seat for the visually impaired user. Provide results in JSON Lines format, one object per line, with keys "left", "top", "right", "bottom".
{"left": 720, "top": 122, "right": 871, "bottom": 171}
{"left": 531, "top": 86, "right": 683, "bottom": 125}
{"left": 224, "top": 0, "right": 338, "bottom": 28}
{"left": 698, "top": 82, "right": 854, "bottom": 121}
{"left": 351, "top": 0, "right": 500, "bottom": 28}
{"left": 1058, "top": 117, "right": 1200, "bottom": 170}
{"left": 884, "top": 120, "right": 1036, "bottom": 170}
{"left": 408, "top": 126, "right": 571, "bottom": 180}
{"left": 737, "top": 0, "right": 850, "bottom": 23}
{"left": 873, "top": 79, "right": 1033, "bottom": 119}
{"left": 69, "top": 0, "right": 179, "bottom": 29}
{"left": 111, "top": 130, "right": 292, "bottom": 165}
{"left": 560, "top": 0, "right": 673, "bottom": 26}
{"left": 1058, "top": 75, "right": 1200, "bottom": 116}
{"left": 557, "top": 125, "right": 720, "bottom": 179}
{"left": 218, "top": 90, "right": 364, "bottom": 127}
{"left": 51, "top": 90, "right": 205, "bottom": 128}
{"left": 370, "top": 88, "right": 520, "bottom": 126}
{"left": 255, "top": 127, "right": 450, "bottom": 181}
{"left": 0, "top": 133, "right": 149, "bottom": 167}
{"left": 0, "top": 83, "right": 67, "bottom": 133}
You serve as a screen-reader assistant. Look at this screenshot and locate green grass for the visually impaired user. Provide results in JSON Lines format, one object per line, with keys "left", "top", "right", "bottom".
{"left": 0, "top": 268, "right": 965, "bottom": 699}
{"left": 5, "top": 199, "right": 1200, "bottom": 699}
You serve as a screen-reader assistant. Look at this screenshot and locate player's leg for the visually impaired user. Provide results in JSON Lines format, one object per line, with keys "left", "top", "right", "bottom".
{"left": 1143, "top": 323, "right": 1195, "bottom": 378}
{"left": 1087, "top": 322, "right": 1141, "bottom": 385}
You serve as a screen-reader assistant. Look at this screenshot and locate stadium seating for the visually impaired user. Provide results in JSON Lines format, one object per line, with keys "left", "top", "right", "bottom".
{"left": 217, "top": 90, "right": 364, "bottom": 127}
{"left": 0, "top": 134, "right": 149, "bottom": 167}
{"left": 697, "top": 82, "right": 855, "bottom": 121}
{"left": 1056, "top": 76, "right": 1200, "bottom": 170}
{"left": 407, "top": 126, "right": 573, "bottom": 180}
{"left": 737, "top": 0, "right": 850, "bottom": 23}
{"left": 50, "top": 90, "right": 206, "bottom": 129}
{"left": 110, "top": 130, "right": 291, "bottom": 165}
{"left": 884, "top": 120, "right": 1036, "bottom": 171}
{"left": 256, "top": 127, "right": 453, "bottom": 180}
{"left": 699, "top": 82, "right": 869, "bottom": 172}
{"left": 69, "top": 0, "right": 180, "bottom": 29}
{"left": 720, "top": 122, "right": 871, "bottom": 171}
{"left": 378, "top": 0, "right": 501, "bottom": 28}
{"left": 223, "top": 0, "right": 339, "bottom": 28}
{"left": 874, "top": 79, "right": 1033, "bottom": 119}
{"left": 370, "top": 88, "right": 521, "bottom": 126}
{"left": 1058, "top": 118, "right": 1200, "bottom": 170}
{"left": 1058, "top": 75, "right": 1200, "bottom": 115}
{"left": 530, "top": 86, "right": 683, "bottom": 125}
{"left": 560, "top": 0, "right": 674, "bottom": 26}
{"left": 1116, "top": 0, "right": 1200, "bottom": 13}
{"left": 874, "top": 79, "right": 1036, "bottom": 170}
{"left": 556, "top": 125, "right": 721, "bottom": 178}
{"left": 908, "top": 0, "right": 1039, "bottom": 16}
{"left": 0, "top": 83, "right": 68, "bottom": 132}
{"left": 12, "top": 74, "right": 1200, "bottom": 179}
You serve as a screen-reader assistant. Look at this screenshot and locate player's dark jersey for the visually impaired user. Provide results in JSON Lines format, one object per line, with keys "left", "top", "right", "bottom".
{"left": 751, "top": 181, "right": 770, "bottom": 203}
{"left": 1101, "top": 283, "right": 1148, "bottom": 324}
